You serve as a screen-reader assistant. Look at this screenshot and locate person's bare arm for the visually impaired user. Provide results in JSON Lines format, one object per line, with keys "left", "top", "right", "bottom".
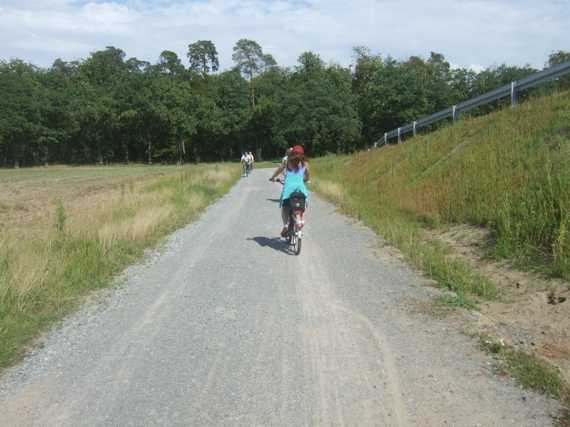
{"left": 304, "top": 163, "right": 310, "bottom": 182}
{"left": 270, "top": 164, "right": 285, "bottom": 181}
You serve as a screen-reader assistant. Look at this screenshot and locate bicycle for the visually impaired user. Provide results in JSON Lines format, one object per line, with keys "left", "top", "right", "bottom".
{"left": 285, "top": 191, "right": 306, "bottom": 255}
{"left": 271, "top": 178, "right": 306, "bottom": 255}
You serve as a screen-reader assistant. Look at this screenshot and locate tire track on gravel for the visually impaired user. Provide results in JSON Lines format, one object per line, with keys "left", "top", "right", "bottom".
{"left": 297, "top": 238, "right": 409, "bottom": 426}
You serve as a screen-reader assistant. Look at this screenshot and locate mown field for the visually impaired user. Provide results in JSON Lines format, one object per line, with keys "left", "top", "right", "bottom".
{"left": 0, "top": 163, "right": 239, "bottom": 370}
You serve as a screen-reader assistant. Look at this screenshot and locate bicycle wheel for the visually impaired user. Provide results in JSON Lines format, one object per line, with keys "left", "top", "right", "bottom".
{"left": 295, "top": 237, "right": 302, "bottom": 255}
{"left": 287, "top": 216, "right": 294, "bottom": 244}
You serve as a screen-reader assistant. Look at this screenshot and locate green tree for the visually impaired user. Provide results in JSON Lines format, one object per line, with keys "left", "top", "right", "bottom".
{"left": 232, "top": 39, "right": 275, "bottom": 107}
{"left": 1, "top": 42, "right": 564, "bottom": 167}
{"left": 278, "top": 52, "right": 361, "bottom": 155}
{"left": 352, "top": 47, "right": 384, "bottom": 145}
{"left": 82, "top": 46, "right": 127, "bottom": 87}
{"left": 0, "top": 60, "right": 48, "bottom": 167}
{"left": 158, "top": 50, "right": 185, "bottom": 78}
{"left": 548, "top": 50, "right": 570, "bottom": 89}
{"left": 188, "top": 40, "right": 219, "bottom": 77}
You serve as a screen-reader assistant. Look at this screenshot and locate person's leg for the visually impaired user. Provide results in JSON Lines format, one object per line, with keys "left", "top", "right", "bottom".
{"left": 281, "top": 206, "right": 289, "bottom": 227}
{"left": 280, "top": 203, "right": 289, "bottom": 237}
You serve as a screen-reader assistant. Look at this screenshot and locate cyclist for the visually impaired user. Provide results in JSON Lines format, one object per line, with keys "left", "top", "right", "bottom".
{"left": 248, "top": 152, "right": 255, "bottom": 171}
{"left": 240, "top": 152, "right": 249, "bottom": 176}
{"left": 277, "top": 147, "right": 292, "bottom": 181}
{"left": 246, "top": 152, "right": 254, "bottom": 174}
{"left": 269, "top": 145, "right": 310, "bottom": 237}
{"left": 281, "top": 147, "right": 292, "bottom": 166}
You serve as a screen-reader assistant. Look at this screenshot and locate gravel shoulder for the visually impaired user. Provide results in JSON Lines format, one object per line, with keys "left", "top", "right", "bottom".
{"left": 0, "top": 168, "right": 559, "bottom": 426}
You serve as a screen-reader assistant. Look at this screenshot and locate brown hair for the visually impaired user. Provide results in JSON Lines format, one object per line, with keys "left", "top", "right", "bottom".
{"left": 287, "top": 153, "right": 305, "bottom": 172}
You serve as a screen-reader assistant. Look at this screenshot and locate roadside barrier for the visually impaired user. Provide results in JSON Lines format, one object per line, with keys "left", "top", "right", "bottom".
{"left": 375, "top": 60, "right": 570, "bottom": 146}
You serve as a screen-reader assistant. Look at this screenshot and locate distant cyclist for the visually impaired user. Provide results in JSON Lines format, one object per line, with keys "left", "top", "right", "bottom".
{"left": 269, "top": 145, "right": 310, "bottom": 237}
{"left": 248, "top": 152, "right": 255, "bottom": 171}
{"left": 281, "top": 147, "right": 292, "bottom": 167}
{"left": 240, "top": 152, "right": 249, "bottom": 176}
{"left": 278, "top": 147, "right": 292, "bottom": 181}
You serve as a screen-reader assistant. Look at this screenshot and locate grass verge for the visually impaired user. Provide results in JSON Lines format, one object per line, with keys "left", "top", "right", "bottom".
{"left": 311, "top": 90, "right": 570, "bottom": 422}
{"left": 310, "top": 169, "right": 496, "bottom": 306}
{"left": 312, "top": 91, "right": 570, "bottom": 302}
{"left": 254, "top": 160, "right": 282, "bottom": 169}
{"left": 480, "top": 336, "right": 570, "bottom": 425}
{"left": 0, "top": 163, "right": 239, "bottom": 370}
{"left": 314, "top": 91, "right": 570, "bottom": 279}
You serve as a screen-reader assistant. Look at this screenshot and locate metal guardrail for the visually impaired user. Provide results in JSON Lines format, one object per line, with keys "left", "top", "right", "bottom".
{"left": 375, "top": 59, "right": 570, "bottom": 146}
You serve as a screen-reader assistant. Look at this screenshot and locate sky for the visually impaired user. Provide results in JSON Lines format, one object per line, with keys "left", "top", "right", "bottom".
{"left": 0, "top": 0, "right": 569, "bottom": 71}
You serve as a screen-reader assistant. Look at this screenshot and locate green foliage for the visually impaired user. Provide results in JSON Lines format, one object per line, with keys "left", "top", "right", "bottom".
{"left": 232, "top": 39, "right": 270, "bottom": 81}
{"left": 435, "top": 294, "right": 478, "bottom": 310}
{"left": 0, "top": 44, "right": 568, "bottom": 167}
{"left": 549, "top": 50, "right": 570, "bottom": 90}
{"left": 187, "top": 40, "right": 219, "bottom": 76}
{"left": 313, "top": 91, "right": 570, "bottom": 280}
{"left": 311, "top": 155, "right": 497, "bottom": 303}
{"left": 480, "top": 336, "right": 570, "bottom": 418}
{"left": 273, "top": 52, "right": 361, "bottom": 155}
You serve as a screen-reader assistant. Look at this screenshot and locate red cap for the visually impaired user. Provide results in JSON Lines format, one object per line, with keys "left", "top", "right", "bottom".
{"left": 291, "top": 145, "right": 304, "bottom": 155}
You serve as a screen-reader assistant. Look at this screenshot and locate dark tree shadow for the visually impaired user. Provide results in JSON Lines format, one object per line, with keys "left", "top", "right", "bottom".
{"left": 248, "top": 236, "right": 292, "bottom": 254}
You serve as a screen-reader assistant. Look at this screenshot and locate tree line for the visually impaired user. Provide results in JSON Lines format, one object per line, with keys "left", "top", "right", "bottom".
{"left": 0, "top": 40, "right": 568, "bottom": 167}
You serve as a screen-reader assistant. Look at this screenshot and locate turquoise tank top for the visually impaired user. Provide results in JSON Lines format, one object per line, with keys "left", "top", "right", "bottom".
{"left": 281, "top": 165, "right": 309, "bottom": 204}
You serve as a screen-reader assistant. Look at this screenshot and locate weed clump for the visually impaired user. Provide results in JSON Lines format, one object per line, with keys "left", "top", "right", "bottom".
{"left": 54, "top": 200, "right": 66, "bottom": 234}
{"left": 480, "top": 336, "right": 570, "bottom": 423}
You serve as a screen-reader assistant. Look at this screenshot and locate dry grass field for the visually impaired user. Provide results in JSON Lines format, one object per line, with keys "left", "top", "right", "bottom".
{"left": 0, "top": 163, "right": 239, "bottom": 369}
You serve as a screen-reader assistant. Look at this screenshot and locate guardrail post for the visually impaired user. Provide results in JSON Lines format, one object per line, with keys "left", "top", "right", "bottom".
{"left": 413, "top": 121, "right": 417, "bottom": 137}
{"left": 397, "top": 128, "right": 401, "bottom": 143}
{"left": 511, "top": 81, "right": 517, "bottom": 107}
{"left": 452, "top": 105, "right": 458, "bottom": 121}
{"left": 384, "top": 133, "right": 387, "bottom": 145}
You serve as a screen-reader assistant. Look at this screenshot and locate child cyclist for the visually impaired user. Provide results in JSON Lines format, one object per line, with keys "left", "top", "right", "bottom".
{"left": 269, "top": 145, "right": 310, "bottom": 237}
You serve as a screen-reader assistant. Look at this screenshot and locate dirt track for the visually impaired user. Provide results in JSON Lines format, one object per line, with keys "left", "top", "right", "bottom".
{"left": 0, "top": 168, "right": 559, "bottom": 426}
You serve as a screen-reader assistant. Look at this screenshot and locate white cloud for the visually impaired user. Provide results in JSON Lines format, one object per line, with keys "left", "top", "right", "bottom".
{"left": 0, "top": 0, "right": 568, "bottom": 70}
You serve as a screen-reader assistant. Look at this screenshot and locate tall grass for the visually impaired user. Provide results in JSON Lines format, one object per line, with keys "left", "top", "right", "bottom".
{"left": 0, "top": 164, "right": 239, "bottom": 369}
{"left": 313, "top": 91, "right": 570, "bottom": 280}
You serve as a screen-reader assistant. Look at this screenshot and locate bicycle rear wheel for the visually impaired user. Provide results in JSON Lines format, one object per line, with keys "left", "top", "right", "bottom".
{"left": 287, "top": 216, "right": 294, "bottom": 245}
{"left": 295, "top": 237, "right": 302, "bottom": 255}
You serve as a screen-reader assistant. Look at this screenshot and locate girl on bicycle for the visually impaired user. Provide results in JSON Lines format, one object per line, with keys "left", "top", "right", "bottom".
{"left": 269, "top": 145, "right": 310, "bottom": 237}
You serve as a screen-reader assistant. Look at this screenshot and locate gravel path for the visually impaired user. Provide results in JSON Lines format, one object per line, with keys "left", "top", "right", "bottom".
{"left": 0, "top": 168, "right": 559, "bottom": 426}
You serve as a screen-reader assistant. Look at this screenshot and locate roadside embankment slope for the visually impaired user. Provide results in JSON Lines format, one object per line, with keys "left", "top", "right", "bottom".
{"left": 312, "top": 91, "right": 570, "bottom": 418}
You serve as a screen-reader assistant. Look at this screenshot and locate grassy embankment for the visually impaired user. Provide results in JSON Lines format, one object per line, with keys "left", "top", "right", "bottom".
{"left": 313, "top": 91, "right": 570, "bottom": 303}
{"left": 0, "top": 163, "right": 239, "bottom": 370}
{"left": 311, "top": 91, "right": 570, "bottom": 417}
